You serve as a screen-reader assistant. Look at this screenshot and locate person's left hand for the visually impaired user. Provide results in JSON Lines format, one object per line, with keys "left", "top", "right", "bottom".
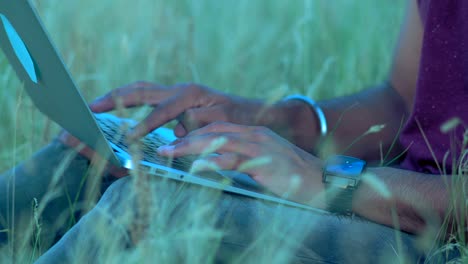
{"left": 157, "top": 122, "right": 326, "bottom": 207}
{"left": 58, "top": 130, "right": 129, "bottom": 178}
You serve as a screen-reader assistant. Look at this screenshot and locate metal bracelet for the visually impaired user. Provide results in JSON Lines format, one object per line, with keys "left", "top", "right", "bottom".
{"left": 282, "top": 95, "right": 328, "bottom": 139}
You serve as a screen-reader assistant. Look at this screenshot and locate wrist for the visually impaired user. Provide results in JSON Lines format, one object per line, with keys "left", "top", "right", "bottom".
{"left": 293, "top": 158, "right": 327, "bottom": 209}
{"left": 322, "top": 155, "right": 366, "bottom": 216}
{"left": 271, "top": 98, "right": 322, "bottom": 152}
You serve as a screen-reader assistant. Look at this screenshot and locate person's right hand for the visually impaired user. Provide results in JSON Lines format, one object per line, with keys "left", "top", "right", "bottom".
{"left": 89, "top": 81, "right": 285, "bottom": 140}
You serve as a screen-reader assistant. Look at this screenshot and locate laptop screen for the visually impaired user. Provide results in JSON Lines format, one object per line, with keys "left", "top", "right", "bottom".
{"left": 0, "top": 0, "right": 120, "bottom": 165}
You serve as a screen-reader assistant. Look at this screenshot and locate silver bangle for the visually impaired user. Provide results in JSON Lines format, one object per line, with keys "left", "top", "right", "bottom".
{"left": 282, "top": 95, "right": 328, "bottom": 139}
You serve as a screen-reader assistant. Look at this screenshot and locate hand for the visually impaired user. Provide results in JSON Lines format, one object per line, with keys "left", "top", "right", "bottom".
{"left": 58, "top": 130, "right": 128, "bottom": 178}
{"left": 156, "top": 122, "right": 326, "bottom": 207}
{"left": 89, "top": 81, "right": 283, "bottom": 140}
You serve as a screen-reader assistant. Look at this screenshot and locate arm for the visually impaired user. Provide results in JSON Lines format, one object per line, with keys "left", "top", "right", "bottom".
{"left": 354, "top": 167, "right": 467, "bottom": 237}
{"left": 89, "top": 0, "right": 421, "bottom": 161}
{"left": 270, "top": 1, "right": 454, "bottom": 235}
{"left": 306, "top": 2, "right": 464, "bottom": 235}
{"left": 156, "top": 119, "right": 466, "bottom": 236}
{"left": 89, "top": 2, "right": 422, "bottom": 164}
{"left": 278, "top": 83, "right": 408, "bottom": 160}
{"left": 275, "top": 0, "right": 423, "bottom": 161}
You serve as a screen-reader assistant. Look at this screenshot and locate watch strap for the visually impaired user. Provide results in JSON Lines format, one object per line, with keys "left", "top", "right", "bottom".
{"left": 324, "top": 183, "right": 355, "bottom": 216}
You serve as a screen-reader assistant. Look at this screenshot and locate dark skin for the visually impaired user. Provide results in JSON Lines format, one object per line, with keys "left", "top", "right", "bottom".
{"left": 61, "top": 0, "right": 466, "bottom": 236}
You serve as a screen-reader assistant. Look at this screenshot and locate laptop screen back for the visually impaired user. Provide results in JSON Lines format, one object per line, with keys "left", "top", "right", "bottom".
{"left": 0, "top": 0, "right": 120, "bottom": 165}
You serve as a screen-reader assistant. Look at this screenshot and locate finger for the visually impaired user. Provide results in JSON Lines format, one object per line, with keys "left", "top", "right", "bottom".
{"left": 58, "top": 130, "right": 129, "bottom": 179}
{"left": 128, "top": 95, "right": 186, "bottom": 139}
{"left": 107, "top": 165, "right": 129, "bottom": 178}
{"left": 177, "top": 106, "right": 228, "bottom": 133}
{"left": 89, "top": 82, "right": 172, "bottom": 113}
{"left": 174, "top": 122, "right": 187, "bottom": 137}
{"left": 174, "top": 106, "right": 233, "bottom": 136}
{"left": 58, "top": 130, "right": 81, "bottom": 147}
{"left": 58, "top": 130, "right": 97, "bottom": 160}
{"left": 157, "top": 132, "right": 259, "bottom": 158}
{"left": 186, "top": 121, "right": 255, "bottom": 138}
{"left": 191, "top": 153, "right": 247, "bottom": 172}
{"left": 236, "top": 155, "right": 273, "bottom": 177}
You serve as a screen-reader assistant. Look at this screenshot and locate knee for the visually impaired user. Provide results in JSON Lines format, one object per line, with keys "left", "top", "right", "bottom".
{"left": 78, "top": 177, "right": 135, "bottom": 246}
{"left": 97, "top": 176, "right": 134, "bottom": 213}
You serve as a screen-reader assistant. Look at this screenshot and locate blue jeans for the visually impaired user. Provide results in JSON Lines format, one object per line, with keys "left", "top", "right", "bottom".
{"left": 0, "top": 141, "right": 453, "bottom": 263}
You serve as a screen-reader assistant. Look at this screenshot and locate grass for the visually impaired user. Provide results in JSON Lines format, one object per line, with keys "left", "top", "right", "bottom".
{"left": 1, "top": 0, "right": 465, "bottom": 263}
{"left": 0, "top": 0, "right": 404, "bottom": 171}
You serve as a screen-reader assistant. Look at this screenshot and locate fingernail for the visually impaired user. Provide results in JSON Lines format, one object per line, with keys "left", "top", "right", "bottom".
{"left": 157, "top": 145, "right": 175, "bottom": 154}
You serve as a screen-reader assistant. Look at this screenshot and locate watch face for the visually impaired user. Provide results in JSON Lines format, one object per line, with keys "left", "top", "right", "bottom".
{"left": 325, "top": 155, "right": 366, "bottom": 178}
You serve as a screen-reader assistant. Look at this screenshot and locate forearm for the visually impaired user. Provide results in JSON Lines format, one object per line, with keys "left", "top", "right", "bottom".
{"left": 353, "top": 166, "right": 467, "bottom": 236}
{"left": 268, "top": 82, "right": 408, "bottom": 161}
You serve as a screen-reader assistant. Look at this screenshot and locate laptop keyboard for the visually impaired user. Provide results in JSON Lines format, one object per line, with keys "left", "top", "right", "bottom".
{"left": 95, "top": 114, "right": 194, "bottom": 171}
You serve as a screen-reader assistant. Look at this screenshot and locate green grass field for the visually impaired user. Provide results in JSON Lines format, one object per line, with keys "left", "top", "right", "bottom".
{"left": 0, "top": 0, "right": 405, "bottom": 171}
{"left": 1, "top": 0, "right": 465, "bottom": 263}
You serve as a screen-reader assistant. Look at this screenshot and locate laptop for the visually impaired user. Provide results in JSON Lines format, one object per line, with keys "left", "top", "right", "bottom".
{"left": 0, "top": 0, "right": 321, "bottom": 212}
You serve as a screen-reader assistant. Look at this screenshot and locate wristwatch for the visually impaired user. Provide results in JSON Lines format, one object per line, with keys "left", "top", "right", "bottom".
{"left": 322, "top": 155, "right": 366, "bottom": 216}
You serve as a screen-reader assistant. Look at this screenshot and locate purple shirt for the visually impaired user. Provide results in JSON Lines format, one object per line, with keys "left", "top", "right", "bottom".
{"left": 399, "top": 0, "right": 468, "bottom": 174}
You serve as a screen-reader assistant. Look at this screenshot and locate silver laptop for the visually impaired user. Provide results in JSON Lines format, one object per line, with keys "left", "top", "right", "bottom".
{"left": 0, "top": 0, "right": 321, "bottom": 211}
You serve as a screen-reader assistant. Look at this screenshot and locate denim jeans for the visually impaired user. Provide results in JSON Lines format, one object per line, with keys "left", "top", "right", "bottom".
{"left": 0, "top": 141, "right": 453, "bottom": 263}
